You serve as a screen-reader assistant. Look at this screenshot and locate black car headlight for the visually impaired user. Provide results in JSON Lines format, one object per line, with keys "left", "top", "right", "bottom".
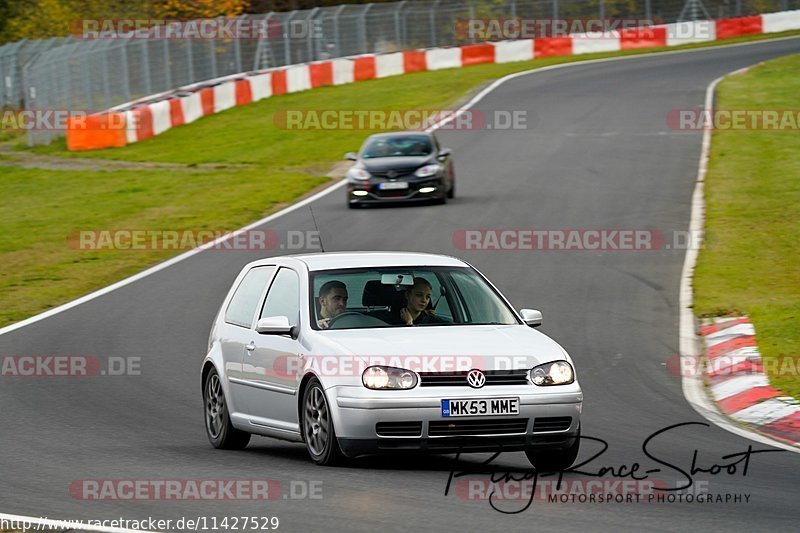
{"left": 530, "top": 361, "right": 574, "bottom": 386}
{"left": 414, "top": 164, "right": 441, "bottom": 178}
{"left": 347, "top": 167, "right": 371, "bottom": 182}
{"left": 362, "top": 366, "right": 418, "bottom": 390}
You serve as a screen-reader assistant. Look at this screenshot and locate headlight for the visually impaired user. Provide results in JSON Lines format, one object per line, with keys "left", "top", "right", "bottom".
{"left": 414, "top": 164, "right": 441, "bottom": 178}
{"left": 347, "top": 167, "right": 371, "bottom": 181}
{"left": 362, "top": 366, "right": 418, "bottom": 390}
{"left": 530, "top": 361, "right": 574, "bottom": 386}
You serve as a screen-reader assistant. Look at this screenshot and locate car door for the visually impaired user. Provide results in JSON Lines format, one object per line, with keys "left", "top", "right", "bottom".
{"left": 239, "top": 267, "right": 303, "bottom": 433}
{"left": 219, "top": 265, "right": 277, "bottom": 416}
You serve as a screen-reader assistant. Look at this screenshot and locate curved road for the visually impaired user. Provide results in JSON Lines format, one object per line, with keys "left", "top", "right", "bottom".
{"left": 2, "top": 38, "right": 799, "bottom": 532}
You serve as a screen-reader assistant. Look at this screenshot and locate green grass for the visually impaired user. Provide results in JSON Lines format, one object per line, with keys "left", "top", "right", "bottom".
{"left": 1, "top": 30, "right": 799, "bottom": 329}
{"left": 694, "top": 53, "right": 800, "bottom": 399}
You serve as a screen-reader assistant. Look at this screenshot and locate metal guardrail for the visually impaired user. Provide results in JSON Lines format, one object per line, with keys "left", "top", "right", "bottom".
{"left": 0, "top": 0, "right": 795, "bottom": 145}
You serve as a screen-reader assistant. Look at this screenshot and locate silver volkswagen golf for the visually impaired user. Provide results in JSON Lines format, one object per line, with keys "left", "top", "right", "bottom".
{"left": 202, "top": 252, "right": 582, "bottom": 469}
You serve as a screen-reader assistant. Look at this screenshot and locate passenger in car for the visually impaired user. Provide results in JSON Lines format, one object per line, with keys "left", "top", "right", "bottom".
{"left": 393, "top": 277, "right": 450, "bottom": 326}
{"left": 317, "top": 280, "right": 348, "bottom": 329}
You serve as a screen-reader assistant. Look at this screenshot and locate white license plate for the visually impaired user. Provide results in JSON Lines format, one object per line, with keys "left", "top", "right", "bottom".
{"left": 441, "top": 397, "right": 520, "bottom": 417}
{"left": 378, "top": 181, "right": 409, "bottom": 190}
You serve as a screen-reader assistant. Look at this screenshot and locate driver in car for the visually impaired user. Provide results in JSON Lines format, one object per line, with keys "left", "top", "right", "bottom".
{"left": 317, "top": 280, "right": 348, "bottom": 329}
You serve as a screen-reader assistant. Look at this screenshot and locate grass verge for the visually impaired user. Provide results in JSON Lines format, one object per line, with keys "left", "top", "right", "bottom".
{"left": 1, "top": 30, "right": 799, "bottom": 329}
{"left": 693, "top": 53, "right": 800, "bottom": 399}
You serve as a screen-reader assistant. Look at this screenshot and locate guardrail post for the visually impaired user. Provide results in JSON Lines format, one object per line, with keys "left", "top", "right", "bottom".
{"left": 233, "top": 17, "right": 243, "bottom": 73}
{"left": 306, "top": 8, "right": 320, "bottom": 62}
{"left": 141, "top": 40, "right": 152, "bottom": 95}
{"left": 430, "top": 0, "right": 441, "bottom": 47}
{"left": 209, "top": 37, "right": 218, "bottom": 79}
{"left": 120, "top": 44, "right": 131, "bottom": 102}
{"left": 284, "top": 10, "right": 297, "bottom": 66}
{"left": 163, "top": 39, "right": 172, "bottom": 90}
{"left": 360, "top": 4, "right": 373, "bottom": 54}
{"left": 186, "top": 37, "right": 194, "bottom": 82}
{"left": 394, "top": 1, "right": 407, "bottom": 48}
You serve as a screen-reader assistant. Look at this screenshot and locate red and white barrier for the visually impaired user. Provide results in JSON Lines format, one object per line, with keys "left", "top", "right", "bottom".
{"left": 491, "top": 40, "right": 534, "bottom": 63}
{"left": 763, "top": 9, "right": 800, "bottom": 33}
{"left": 249, "top": 72, "right": 272, "bottom": 101}
{"left": 286, "top": 65, "right": 312, "bottom": 93}
{"left": 213, "top": 82, "right": 236, "bottom": 113}
{"left": 425, "top": 47, "right": 462, "bottom": 71}
{"left": 149, "top": 100, "right": 172, "bottom": 136}
{"left": 375, "top": 52, "right": 405, "bottom": 78}
{"left": 571, "top": 32, "right": 621, "bottom": 55}
{"left": 331, "top": 58, "right": 355, "bottom": 85}
{"left": 69, "top": 10, "right": 800, "bottom": 150}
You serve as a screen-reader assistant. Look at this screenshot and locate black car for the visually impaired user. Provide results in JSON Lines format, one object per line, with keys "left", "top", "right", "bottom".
{"left": 345, "top": 132, "right": 455, "bottom": 208}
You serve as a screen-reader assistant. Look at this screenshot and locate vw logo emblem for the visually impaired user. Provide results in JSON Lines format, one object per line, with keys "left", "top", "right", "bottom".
{"left": 466, "top": 369, "right": 486, "bottom": 389}
{"left": 387, "top": 170, "right": 398, "bottom": 179}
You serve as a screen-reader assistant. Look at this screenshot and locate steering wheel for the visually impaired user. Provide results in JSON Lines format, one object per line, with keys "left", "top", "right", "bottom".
{"left": 326, "top": 311, "right": 388, "bottom": 329}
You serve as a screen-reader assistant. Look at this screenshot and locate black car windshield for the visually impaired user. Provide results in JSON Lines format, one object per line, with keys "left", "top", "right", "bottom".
{"left": 310, "top": 266, "right": 520, "bottom": 330}
{"left": 361, "top": 135, "right": 432, "bottom": 159}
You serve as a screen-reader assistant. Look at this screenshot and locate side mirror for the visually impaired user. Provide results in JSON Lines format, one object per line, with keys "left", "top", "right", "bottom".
{"left": 256, "top": 316, "right": 294, "bottom": 335}
{"left": 437, "top": 148, "right": 452, "bottom": 160}
{"left": 345, "top": 152, "right": 358, "bottom": 161}
{"left": 520, "top": 309, "right": 543, "bottom": 328}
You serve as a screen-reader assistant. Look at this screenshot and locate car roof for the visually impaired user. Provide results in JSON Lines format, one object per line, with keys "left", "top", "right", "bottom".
{"left": 250, "top": 251, "right": 468, "bottom": 272}
{"left": 364, "top": 131, "right": 434, "bottom": 140}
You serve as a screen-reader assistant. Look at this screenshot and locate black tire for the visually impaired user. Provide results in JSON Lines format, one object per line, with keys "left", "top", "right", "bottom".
{"left": 447, "top": 179, "right": 455, "bottom": 199}
{"left": 204, "top": 368, "right": 251, "bottom": 450}
{"left": 302, "top": 378, "right": 346, "bottom": 466}
{"left": 525, "top": 426, "right": 580, "bottom": 472}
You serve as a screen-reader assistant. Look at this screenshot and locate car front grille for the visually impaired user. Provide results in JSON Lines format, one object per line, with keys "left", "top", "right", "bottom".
{"left": 428, "top": 418, "right": 529, "bottom": 437}
{"left": 376, "top": 421, "right": 423, "bottom": 437}
{"left": 533, "top": 416, "right": 573, "bottom": 432}
{"left": 419, "top": 369, "right": 530, "bottom": 387}
{"left": 369, "top": 170, "right": 415, "bottom": 179}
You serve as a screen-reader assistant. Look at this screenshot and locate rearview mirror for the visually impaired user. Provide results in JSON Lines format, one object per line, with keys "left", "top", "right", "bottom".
{"left": 345, "top": 152, "right": 358, "bottom": 161}
{"left": 520, "top": 309, "right": 543, "bottom": 327}
{"left": 380, "top": 273, "right": 415, "bottom": 286}
{"left": 256, "top": 316, "right": 294, "bottom": 335}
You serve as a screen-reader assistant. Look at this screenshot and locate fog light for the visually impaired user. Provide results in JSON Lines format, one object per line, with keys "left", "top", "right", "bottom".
{"left": 352, "top": 190, "right": 369, "bottom": 197}
{"left": 419, "top": 187, "right": 436, "bottom": 194}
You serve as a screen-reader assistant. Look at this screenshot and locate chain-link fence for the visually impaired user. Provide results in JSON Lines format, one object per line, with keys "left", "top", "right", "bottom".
{"left": 0, "top": 0, "right": 796, "bottom": 145}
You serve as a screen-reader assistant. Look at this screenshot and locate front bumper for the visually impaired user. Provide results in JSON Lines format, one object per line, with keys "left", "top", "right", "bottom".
{"left": 347, "top": 178, "right": 446, "bottom": 204}
{"left": 327, "top": 385, "right": 582, "bottom": 458}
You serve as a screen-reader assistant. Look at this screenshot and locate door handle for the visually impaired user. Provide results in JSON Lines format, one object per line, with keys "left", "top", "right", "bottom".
{"left": 245, "top": 342, "right": 256, "bottom": 352}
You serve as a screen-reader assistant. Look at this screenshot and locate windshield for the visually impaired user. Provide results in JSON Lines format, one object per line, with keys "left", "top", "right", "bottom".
{"left": 310, "top": 266, "right": 519, "bottom": 330}
{"left": 361, "top": 135, "right": 432, "bottom": 159}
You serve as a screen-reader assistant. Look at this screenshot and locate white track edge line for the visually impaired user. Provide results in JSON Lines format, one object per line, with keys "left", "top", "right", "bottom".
{"left": 678, "top": 68, "right": 800, "bottom": 454}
